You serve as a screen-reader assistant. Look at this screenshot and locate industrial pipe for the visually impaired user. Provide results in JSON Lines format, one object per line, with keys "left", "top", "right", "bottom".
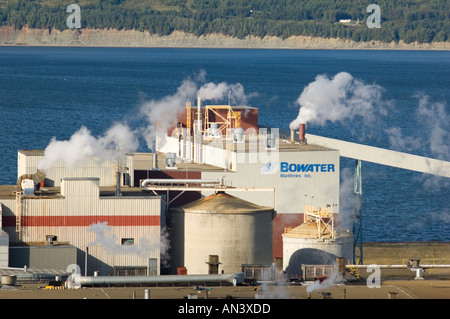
{"left": 141, "top": 178, "right": 224, "bottom": 187}
{"left": 72, "top": 272, "right": 244, "bottom": 287}
{"left": 346, "top": 264, "right": 450, "bottom": 269}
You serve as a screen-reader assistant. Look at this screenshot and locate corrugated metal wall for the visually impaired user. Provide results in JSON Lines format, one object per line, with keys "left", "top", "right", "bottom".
{"left": 0, "top": 230, "right": 8, "bottom": 267}
{"left": 17, "top": 151, "right": 134, "bottom": 187}
{"left": 1, "top": 178, "right": 162, "bottom": 275}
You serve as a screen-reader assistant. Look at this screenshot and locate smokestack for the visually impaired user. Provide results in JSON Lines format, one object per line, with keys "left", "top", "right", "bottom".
{"left": 299, "top": 123, "right": 306, "bottom": 145}
{"left": 152, "top": 153, "right": 158, "bottom": 170}
{"left": 290, "top": 129, "right": 295, "bottom": 143}
{"left": 194, "top": 96, "right": 203, "bottom": 164}
{"left": 115, "top": 165, "right": 121, "bottom": 196}
{"left": 197, "top": 96, "right": 202, "bottom": 123}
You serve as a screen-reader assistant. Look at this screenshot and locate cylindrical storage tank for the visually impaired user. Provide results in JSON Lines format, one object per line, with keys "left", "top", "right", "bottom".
{"left": 169, "top": 192, "right": 276, "bottom": 275}
{"left": 1, "top": 275, "right": 17, "bottom": 286}
{"left": 282, "top": 223, "right": 354, "bottom": 276}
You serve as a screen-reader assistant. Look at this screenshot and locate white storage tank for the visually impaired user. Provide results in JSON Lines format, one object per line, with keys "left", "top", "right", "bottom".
{"left": 282, "top": 221, "right": 354, "bottom": 276}
{"left": 169, "top": 192, "right": 276, "bottom": 275}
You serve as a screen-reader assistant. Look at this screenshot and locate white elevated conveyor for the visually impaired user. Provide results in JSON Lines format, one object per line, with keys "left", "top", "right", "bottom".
{"left": 306, "top": 134, "right": 450, "bottom": 178}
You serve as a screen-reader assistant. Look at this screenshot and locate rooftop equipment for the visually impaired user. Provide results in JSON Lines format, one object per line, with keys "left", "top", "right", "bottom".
{"left": 164, "top": 152, "right": 177, "bottom": 168}
{"left": 16, "top": 169, "right": 46, "bottom": 192}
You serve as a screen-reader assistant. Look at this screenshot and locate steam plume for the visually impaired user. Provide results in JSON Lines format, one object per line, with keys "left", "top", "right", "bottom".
{"left": 416, "top": 94, "right": 449, "bottom": 161}
{"left": 290, "top": 72, "right": 384, "bottom": 129}
{"left": 385, "top": 94, "right": 449, "bottom": 161}
{"left": 88, "top": 222, "right": 171, "bottom": 267}
{"left": 306, "top": 265, "right": 344, "bottom": 294}
{"left": 139, "top": 77, "right": 250, "bottom": 151}
{"left": 37, "top": 73, "right": 250, "bottom": 173}
{"left": 338, "top": 167, "right": 357, "bottom": 231}
{"left": 37, "top": 123, "right": 138, "bottom": 174}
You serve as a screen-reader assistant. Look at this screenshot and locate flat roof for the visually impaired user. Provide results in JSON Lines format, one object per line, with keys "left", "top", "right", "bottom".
{"left": 0, "top": 185, "right": 158, "bottom": 200}
{"left": 201, "top": 134, "right": 332, "bottom": 152}
{"left": 133, "top": 152, "right": 224, "bottom": 171}
{"left": 18, "top": 150, "right": 45, "bottom": 156}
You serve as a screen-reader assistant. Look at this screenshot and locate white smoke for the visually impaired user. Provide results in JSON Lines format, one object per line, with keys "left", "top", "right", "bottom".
{"left": 37, "top": 72, "right": 251, "bottom": 171}
{"left": 416, "top": 94, "right": 449, "bottom": 161}
{"left": 139, "top": 79, "right": 198, "bottom": 151}
{"left": 198, "top": 81, "right": 248, "bottom": 104}
{"left": 385, "top": 94, "right": 449, "bottom": 191}
{"left": 385, "top": 94, "right": 449, "bottom": 161}
{"left": 289, "top": 72, "right": 385, "bottom": 129}
{"left": 139, "top": 77, "right": 250, "bottom": 151}
{"left": 87, "top": 222, "right": 171, "bottom": 266}
{"left": 338, "top": 167, "right": 357, "bottom": 231}
{"left": 37, "top": 123, "right": 139, "bottom": 174}
{"left": 306, "top": 265, "right": 344, "bottom": 294}
{"left": 385, "top": 127, "right": 421, "bottom": 153}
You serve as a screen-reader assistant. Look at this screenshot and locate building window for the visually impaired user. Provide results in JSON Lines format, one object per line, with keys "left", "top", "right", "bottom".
{"left": 121, "top": 238, "right": 134, "bottom": 246}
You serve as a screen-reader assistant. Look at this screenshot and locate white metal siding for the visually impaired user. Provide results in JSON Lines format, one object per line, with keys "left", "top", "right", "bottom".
{"left": 17, "top": 152, "right": 134, "bottom": 187}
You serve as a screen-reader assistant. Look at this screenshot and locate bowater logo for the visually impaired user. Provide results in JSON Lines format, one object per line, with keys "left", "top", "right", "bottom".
{"left": 280, "top": 162, "right": 335, "bottom": 173}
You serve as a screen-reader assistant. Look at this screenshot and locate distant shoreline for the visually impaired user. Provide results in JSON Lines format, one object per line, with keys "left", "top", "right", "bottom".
{"left": 1, "top": 26, "right": 449, "bottom": 50}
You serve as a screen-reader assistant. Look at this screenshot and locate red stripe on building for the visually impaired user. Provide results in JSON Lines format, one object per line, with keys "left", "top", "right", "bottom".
{"left": 3, "top": 216, "right": 160, "bottom": 227}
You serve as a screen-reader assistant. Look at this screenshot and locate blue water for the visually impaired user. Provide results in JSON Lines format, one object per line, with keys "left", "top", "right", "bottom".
{"left": 0, "top": 47, "right": 449, "bottom": 242}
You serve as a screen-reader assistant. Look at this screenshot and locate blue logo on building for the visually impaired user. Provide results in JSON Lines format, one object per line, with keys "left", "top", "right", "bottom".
{"left": 260, "top": 162, "right": 278, "bottom": 174}
{"left": 280, "top": 162, "right": 335, "bottom": 173}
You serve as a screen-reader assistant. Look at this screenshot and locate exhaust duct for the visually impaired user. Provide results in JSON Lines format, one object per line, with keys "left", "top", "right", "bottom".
{"left": 17, "top": 169, "right": 46, "bottom": 192}
{"left": 299, "top": 123, "right": 306, "bottom": 144}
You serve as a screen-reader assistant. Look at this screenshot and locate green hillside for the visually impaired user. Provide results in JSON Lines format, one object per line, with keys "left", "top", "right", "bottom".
{"left": 0, "top": 0, "right": 448, "bottom": 43}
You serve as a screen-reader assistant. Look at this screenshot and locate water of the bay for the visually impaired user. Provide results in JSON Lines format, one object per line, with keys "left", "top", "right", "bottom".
{"left": 0, "top": 47, "right": 449, "bottom": 242}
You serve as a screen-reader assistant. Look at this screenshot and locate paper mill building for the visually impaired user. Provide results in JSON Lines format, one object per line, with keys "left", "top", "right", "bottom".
{"left": 0, "top": 98, "right": 352, "bottom": 280}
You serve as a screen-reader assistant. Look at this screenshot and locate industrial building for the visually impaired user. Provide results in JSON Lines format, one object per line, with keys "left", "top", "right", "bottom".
{"left": 1, "top": 175, "right": 163, "bottom": 276}
{"left": 152, "top": 98, "right": 343, "bottom": 271}
{"left": 12, "top": 96, "right": 447, "bottom": 285}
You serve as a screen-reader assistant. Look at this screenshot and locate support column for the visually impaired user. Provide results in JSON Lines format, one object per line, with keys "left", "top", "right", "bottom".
{"left": 353, "top": 159, "right": 363, "bottom": 265}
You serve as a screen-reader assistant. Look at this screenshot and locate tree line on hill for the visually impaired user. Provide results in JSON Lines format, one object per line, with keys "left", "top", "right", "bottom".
{"left": 0, "top": 0, "right": 448, "bottom": 44}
